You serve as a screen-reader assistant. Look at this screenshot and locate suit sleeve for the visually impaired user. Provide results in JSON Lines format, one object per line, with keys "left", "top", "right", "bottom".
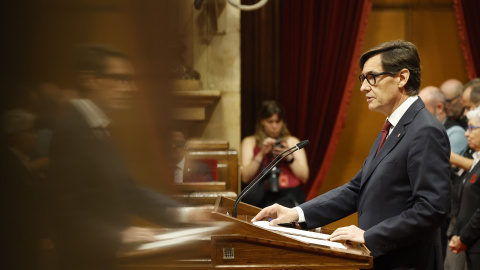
{"left": 364, "top": 124, "right": 451, "bottom": 256}
{"left": 460, "top": 207, "right": 480, "bottom": 248}
{"left": 298, "top": 160, "right": 365, "bottom": 229}
{"left": 128, "top": 185, "right": 183, "bottom": 226}
{"left": 49, "top": 127, "right": 123, "bottom": 255}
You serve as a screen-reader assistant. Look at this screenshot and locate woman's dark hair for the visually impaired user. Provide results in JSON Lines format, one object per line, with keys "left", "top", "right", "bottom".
{"left": 254, "top": 100, "right": 290, "bottom": 147}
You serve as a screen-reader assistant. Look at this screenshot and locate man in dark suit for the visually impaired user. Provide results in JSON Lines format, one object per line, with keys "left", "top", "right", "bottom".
{"left": 449, "top": 106, "right": 480, "bottom": 270}
{"left": 252, "top": 40, "right": 451, "bottom": 269}
{"left": 171, "top": 130, "right": 214, "bottom": 183}
{"left": 48, "top": 44, "right": 184, "bottom": 270}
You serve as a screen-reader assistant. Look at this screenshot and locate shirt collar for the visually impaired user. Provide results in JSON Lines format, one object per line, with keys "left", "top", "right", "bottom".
{"left": 176, "top": 157, "right": 186, "bottom": 170}
{"left": 471, "top": 151, "right": 480, "bottom": 172}
{"left": 70, "top": 99, "right": 111, "bottom": 129}
{"left": 386, "top": 96, "right": 418, "bottom": 128}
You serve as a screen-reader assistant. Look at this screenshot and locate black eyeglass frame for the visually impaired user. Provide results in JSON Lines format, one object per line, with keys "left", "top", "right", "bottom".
{"left": 359, "top": 71, "right": 394, "bottom": 86}
{"left": 445, "top": 93, "right": 461, "bottom": 104}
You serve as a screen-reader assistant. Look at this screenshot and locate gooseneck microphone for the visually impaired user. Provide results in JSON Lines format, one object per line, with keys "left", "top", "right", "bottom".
{"left": 232, "top": 139, "right": 310, "bottom": 218}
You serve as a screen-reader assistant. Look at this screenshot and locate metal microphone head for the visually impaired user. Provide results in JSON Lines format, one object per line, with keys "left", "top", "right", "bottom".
{"left": 296, "top": 140, "right": 310, "bottom": 150}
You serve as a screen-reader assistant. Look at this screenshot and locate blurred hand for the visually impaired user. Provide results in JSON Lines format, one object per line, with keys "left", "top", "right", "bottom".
{"left": 261, "top": 137, "right": 277, "bottom": 156}
{"left": 327, "top": 225, "right": 365, "bottom": 244}
{"left": 251, "top": 203, "right": 298, "bottom": 226}
{"left": 271, "top": 140, "right": 289, "bottom": 157}
{"left": 449, "top": 235, "right": 467, "bottom": 254}
{"left": 121, "top": 226, "right": 157, "bottom": 243}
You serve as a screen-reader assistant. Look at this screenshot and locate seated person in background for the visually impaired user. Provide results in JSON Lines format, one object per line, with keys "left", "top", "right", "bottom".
{"left": 450, "top": 78, "right": 480, "bottom": 171}
{"left": 240, "top": 100, "right": 309, "bottom": 208}
{"left": 445, "top": 78, "right": 480, "bottom": 270}
{"left": 171, "top": 130, "right": 214, "bottom": 183}
{"left": 419, "top": 86, "right": 468, "bottom": 155}
{"left": 449, "top": 106, "right": 480, "bottom": 270}
{"left": 440, "top": 78, "right": 467, "bottom": 128}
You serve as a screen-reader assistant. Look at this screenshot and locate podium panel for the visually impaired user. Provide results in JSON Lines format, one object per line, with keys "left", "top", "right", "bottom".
{"left": 118, "top": 196, "right": 373, "bottom": 269}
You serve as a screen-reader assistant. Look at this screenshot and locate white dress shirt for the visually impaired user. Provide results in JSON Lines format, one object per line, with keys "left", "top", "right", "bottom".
{"left": 174, "top": 157, "right": 186, "bottom": 183}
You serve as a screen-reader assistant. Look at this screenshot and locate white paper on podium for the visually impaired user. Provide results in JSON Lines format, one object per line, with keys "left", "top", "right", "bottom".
{"left": 253, "top": 221, "right": 346, "bottom": 249}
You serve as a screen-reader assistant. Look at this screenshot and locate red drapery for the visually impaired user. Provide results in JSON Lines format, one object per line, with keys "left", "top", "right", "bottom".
{"left": 454, "top": 0, "right": 480, "bottom": 79}
{"left": 280, "top": 0, "right": 372, "bottom": 200}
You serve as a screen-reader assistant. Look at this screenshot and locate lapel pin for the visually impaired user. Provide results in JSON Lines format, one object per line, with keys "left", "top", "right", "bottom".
{"left": 397, "top": 133, "right": 401, "bottom": 138}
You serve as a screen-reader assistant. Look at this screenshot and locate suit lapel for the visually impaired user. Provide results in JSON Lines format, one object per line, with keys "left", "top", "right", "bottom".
{"left": 361, "top": 99, "right": 423, "bottom": 187}
{"left": 459, "top": 161, "right": 480, "bottom": 199}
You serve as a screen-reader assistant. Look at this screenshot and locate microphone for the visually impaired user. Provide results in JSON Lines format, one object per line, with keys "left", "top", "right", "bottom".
{"left": 232, "top": 140, "right": 309, "bottom": 218}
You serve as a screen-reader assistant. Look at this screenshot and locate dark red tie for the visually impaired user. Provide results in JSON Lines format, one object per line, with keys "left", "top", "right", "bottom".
{"left": 377, "top": 120, "right": 392, "bottom": 154}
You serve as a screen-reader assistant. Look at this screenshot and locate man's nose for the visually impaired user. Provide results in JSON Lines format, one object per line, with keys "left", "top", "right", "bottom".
{"left": 360, "top": 80, "right": 370, "bottom": 92}
{"left": 121, "top": 82, "right": 137, "bottom": 92}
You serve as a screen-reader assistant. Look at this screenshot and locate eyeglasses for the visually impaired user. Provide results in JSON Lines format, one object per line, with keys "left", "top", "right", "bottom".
{"left": 445, "top": 94, "right": 461, "bottom": 104}
{"left": 359, "top": 72, "right": 393, "bottom": 86}
{"left": 467, "top": 125, "right": 480, "bottom": 132}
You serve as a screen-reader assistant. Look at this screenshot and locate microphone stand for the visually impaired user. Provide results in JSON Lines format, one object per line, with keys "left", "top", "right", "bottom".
{"left": 232, "top": 140, "right": 309, "bottom": 218}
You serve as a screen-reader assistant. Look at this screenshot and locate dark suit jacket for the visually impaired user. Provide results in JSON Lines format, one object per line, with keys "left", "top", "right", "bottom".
{"left": 452, "top": 160, "right": 480, "bottom": 258}
{"left": 0, "top": 147, "right": 39, "bottom": 270}
{"left": 299, "top": 99, "right": 451, "bottom": 269}
{"left": 49, "top": 104, "right": 181, "bottom": 269}
{"left": 183, "top": 159, "right": 214, "bottom": 182}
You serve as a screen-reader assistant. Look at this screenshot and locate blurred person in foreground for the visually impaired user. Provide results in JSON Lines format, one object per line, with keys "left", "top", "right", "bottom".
{"left": 48, "top": 44, "right": 200, "bottom": 270}
{"left": 448, "top": 106, "right": 480, "bottom": 270}
{"left": 252, "top": 40, "right": 451, "bottom": 269}
{"left": 0, "top": 109, "right": 43, "bottom": 269}
{"left": 441, "top": 78, "right": 467, "bottom": 129}
{"left": 240, "top": 100, "right": 309, "bottom": 208}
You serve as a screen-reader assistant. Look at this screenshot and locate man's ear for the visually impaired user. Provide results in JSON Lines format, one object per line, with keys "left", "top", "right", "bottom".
{"left": 78, "top": 71, "right": 96, "bottom": 91}
{"left": 437, "top": 102, "right": 444, "bottom": 112}
{"left": 398, "top": 68, "right": 410, "bottom": 89}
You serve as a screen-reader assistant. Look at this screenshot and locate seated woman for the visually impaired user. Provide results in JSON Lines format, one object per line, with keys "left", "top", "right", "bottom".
{"left": 240, "top": 100, "right": 309, "bottom": 208}
{"left": 449, "top": 106, "right": 480, "bottom": 270}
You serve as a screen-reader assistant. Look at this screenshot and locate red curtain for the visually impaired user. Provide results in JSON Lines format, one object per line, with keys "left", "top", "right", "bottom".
{"left": 280, "top": 0, "right": 372, "bottom": 200}
{"left": 454, "top": 0, "right": 480, "bottom": 79}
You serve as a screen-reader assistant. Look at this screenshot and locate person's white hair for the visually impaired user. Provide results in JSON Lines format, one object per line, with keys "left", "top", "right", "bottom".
{"left": 466, "top": 106, "right": 480, "bottom": 123}
{"left": 3, "top": 109, "right": 35, "bottom": 134}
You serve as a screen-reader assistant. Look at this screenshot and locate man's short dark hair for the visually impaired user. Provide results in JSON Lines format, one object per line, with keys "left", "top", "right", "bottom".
{"left": 465, "top": 78, "right": 480, "bottom": 104}
{"left": 76, "top": 44, "right": 128, "bottom": 73}
{"left": 359, "top": 40, "right": 421, "bottom": 96}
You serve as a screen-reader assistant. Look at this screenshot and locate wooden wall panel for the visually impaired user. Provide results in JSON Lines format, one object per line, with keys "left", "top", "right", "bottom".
{"left": 412, "top": 9, "right": 468, "bottom": 85}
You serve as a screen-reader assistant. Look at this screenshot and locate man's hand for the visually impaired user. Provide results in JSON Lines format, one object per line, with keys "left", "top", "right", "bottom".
{"left": 251, "top": 203, "right": 299, "bottom": 226}
{"left": 121, "top": 226, "right": 157, "bottom": 243}
{"left": 327, "top": 225, "right": 365, "bottom": 244}
{"left": 449, "top": 235, "right": 467, "bottom": 254}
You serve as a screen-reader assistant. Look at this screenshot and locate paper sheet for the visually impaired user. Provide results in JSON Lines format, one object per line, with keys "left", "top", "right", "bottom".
{"left": 253, "top": 221, "right": 346, "bottom": 249}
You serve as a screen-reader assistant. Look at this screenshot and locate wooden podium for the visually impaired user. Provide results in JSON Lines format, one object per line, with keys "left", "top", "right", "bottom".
{"left": 118, "top": 196, "right": 373, "bottom": 269}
